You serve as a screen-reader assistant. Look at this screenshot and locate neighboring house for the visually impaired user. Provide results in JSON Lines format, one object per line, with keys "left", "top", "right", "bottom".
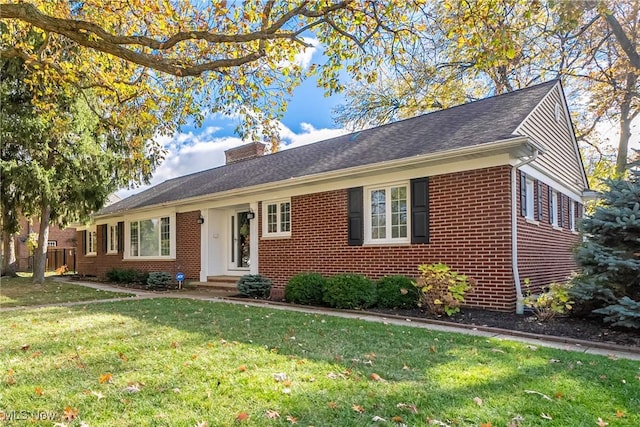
{"left": 13, "top": 217, "right": 77, "bottom": 272}
{"left": 77, "top": 80, "right": 589, "bottom": 312}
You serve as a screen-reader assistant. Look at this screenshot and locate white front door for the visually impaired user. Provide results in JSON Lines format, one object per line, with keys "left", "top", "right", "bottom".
{"left": 228, "top": 210, "right": 251, "bottom": 270}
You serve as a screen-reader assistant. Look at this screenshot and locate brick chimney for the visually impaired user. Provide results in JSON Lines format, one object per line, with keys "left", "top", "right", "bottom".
{"left": 224, "top": 142, "right": 266, "bottom": 165}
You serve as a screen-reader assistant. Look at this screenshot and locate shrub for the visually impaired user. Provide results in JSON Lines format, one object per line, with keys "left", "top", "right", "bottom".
{"left": 237, "top": 274, "right": 272, "bottom": 299}
{"left": 414, "top": 263, "right": 473, "bottom": 316}
{"left": 593, "top": 297, "right": 640, "bottom": 329}
{"left": 523, "top": 281, "right": 573, "bottom": 321}
{"left": 285, "top": 272, "right": 326, "bottom": 305}
{"left": 146, "top": 271, "right": 172, "bottom": 290}
{"left": 322, "top": 273, "right": 377, "bottom": 309}
{"left": 376, "top": 275, "right": 419, "bottom": 309}
{"left": 105, "top": 268, "right": 137, "bottom": 284}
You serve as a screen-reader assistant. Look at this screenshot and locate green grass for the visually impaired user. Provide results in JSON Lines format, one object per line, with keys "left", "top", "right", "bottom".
{"left": 1, "top": 299, "right": 638, "bottom": 426}
{"left": 0, "top": 276, "right": 134, "bottom": 307}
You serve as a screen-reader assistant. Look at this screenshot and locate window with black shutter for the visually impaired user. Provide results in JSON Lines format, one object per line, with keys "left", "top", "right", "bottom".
{"left": 520, "top": 171, "right": 527, "bottom": 217}
{"left": 410, "top": 177, "right": 430, "bottom": 244}
{"left": 347, "top": 187, "right": 364, "bottom": 246}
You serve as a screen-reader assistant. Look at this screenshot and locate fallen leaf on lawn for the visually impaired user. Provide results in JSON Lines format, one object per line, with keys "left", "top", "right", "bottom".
{"left": 600, "top": 375, "right": 607, "bottom": 380}
{"left": 283, "top": 379, "right": 292, "bottom": 387}
{"left": 80, "top": 422, "right": 90, "bottom": 427}
{"left": 369, "top": 373, "right": 384, "bottom": 381}
{"left": 195, "top": 422, "right": 209, "bottom": 427}
{"left": 391, "top": 415, "right": 404, "bottom": 422}
{"left": 372, "top": 415, "right": 386, "bottom": 422}
{"left": 549, "top": 359, "right": 561, "bottom": 363}
{"left": 63, "top": 406, "right": 78, "bottom": 421}
{"left": 525, "top": 390, "right": 552, "bottom": 401}
{"left": 473, "top": 397, "right": 483, "bottom": 406}
{"left": 172, "top": 388, "right": 181, "bottom": 393}
{"left": 273, "top": 372, "right": 288, "bottom": 382}
{"left": 365, "top": 352, "right": 376, "bottom": 360}
{"left": 554, "top": 391, "right": 564, "bottom": 399}
{"left": 352, "top": 404, "right": 365, "bottom": 413}
{"left": 31, "top": 351, "right": 43, "bottom": 358}
{"left": 596, "top": 418, "right": 608, "bottom": 427}
{"left": 6, "top": 369, "right": 15, "bottom": 385}
{"left": 400, "top": 288, "right": 409, "bottom": 295}
{"left": 35, "top": 386, "right": 43, "bottom": 396}
{"left": 615, "top": 409, "right": 624, "bottom": 418}
{"left": 402, "top": 364, "right": 410, "bottom": 370}
{"left": 429, "top": 345, "right": 437, "bottom": 353}
{"left": 540, "top": 413, "right": 552, "bottom": 420}
{"left": 396, "top": 403, "right": 418, "bottom": 413}
{"left": 491, "top": 348, "right": 505, "bottom": 353}
{"left": 607, "top": 354, "right": 618, "bottom": 361}
{"left": 264, "top": 410, "right": 280, "bottom": 419}
{"left": 285, "top": 415, "right": 298, "bottom": 424}
{"left": 98, "top": 373, "right": 112, "bottom": 384}
{"left": 282, "top": 388, "right": 291, "bottom": 394}
{"left": 91, "top": 391, "right": 105, "bottom": 400}
{"left": 509, "top": 415, "right": 525, "bottom": 426}
{"left": 526, "top": 345, "right": 538, "bottom": 351}
{"left": 327, "top": 372, "right": 338, "bottom": 379}
{"left": 170, "top": 341, "right": 178, "bottom": 348}
{"left": 480, "top": 422, "right": 492, "bottom": 427}
{"left": 124, "top": 384, "right": 140, "bottom": 393}
{"left": 235, "top": 412, "right": 249, "bottom": 422}
{"left": 21, "top": 344, "right": 30, "bottom": 351}
{"left": 327, "top": 402, "right": 338, "bottom": 409}
{"left": 426, "top": 418, "right": 451, "bottom": 426}
{"left": 238, "top": 365, "right": 247, "bottom": 372}
{"left": 118, "top": 352, "right": 128, "bottom": 362}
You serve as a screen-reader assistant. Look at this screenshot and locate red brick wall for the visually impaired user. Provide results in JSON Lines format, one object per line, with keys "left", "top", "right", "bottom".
{"left": 516, "top": 177, "right": 581, "bottom": 293}
{"left": 259, "top": 166, "right": 517, "bottom": 310}
{"left": 77, "top": 211, "right": 201, "bottom": 280}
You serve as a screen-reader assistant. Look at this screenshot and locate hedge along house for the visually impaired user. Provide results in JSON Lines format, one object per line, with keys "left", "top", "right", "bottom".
{"left": 77, "top": 80, "right": 589, "bottom": 312}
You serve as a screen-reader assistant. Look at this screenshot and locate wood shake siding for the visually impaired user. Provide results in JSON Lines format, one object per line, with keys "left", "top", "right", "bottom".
{"left": 516, "top": 87, "right": 585, "bottom": 195}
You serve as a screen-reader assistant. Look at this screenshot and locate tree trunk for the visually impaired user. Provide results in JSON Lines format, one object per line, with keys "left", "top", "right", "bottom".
{"left": 1, "top": 232, "right": 18, "bottom": 277}
{"left": 615, "top": 73, "right": 637, "bottom": 175}
{"left": 32, "top": 204, "right": 51, "bottom": 284}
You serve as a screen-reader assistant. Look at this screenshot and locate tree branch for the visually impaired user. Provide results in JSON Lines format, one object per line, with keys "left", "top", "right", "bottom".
{"left": 602, "top": 12, "right": 640, "bottom": 70}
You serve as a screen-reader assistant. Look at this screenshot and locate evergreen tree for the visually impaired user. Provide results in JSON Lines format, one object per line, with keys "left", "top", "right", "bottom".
{"left": 572, "top": 153, "right": 640, "bottom": 328}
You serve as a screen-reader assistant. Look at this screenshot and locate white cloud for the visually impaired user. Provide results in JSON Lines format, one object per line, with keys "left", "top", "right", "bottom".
{"left": 117, "top": 120, "right": 347, "bottom": 198}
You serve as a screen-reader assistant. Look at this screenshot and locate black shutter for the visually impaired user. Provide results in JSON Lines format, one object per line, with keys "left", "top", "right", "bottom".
{"left": 347, "top": 187, "right": 364, "bottom": 246}
{"left": 411, "top": 177, "right": 430, "bottom": 244}
{"left": 536, "top": 181, "right": 543, "bottom": 221}
{"left": 519, "top": 171, "right": 527, "bottom": 217}
{"left": 559, "top": 194, "right": 565, "bottom": 228}
{"left": 81, "top": 230, "right": 87, "bottom": 255}
{"left": 101, "top": 224, "right": 107, "bottom": 254}
{"left": 117, "top": 221, "right": 124, "bottom": 253}
{"left": 548, "top": 186, "right": 553, "bottom": 224}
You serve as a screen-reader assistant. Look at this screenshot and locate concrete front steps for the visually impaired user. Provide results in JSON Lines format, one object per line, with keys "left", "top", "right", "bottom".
{"left": 194, "top": 275, "right": 241, "bottom": 291}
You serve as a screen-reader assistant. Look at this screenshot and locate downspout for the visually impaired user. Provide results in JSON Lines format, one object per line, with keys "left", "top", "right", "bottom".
{"left": 511, "top": 148, "right": 540, "bottom": 314}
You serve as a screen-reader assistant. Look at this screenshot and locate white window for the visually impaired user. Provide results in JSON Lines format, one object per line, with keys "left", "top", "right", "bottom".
{"left": 127, "top": 216, "right": 173, "bottom": 258}
{"left": 366, "top": 183, "right": 409, "bottom": 244}
{"left": 525, "top": 178, "right": 535, "bottom": 220}
{"left": 263, "top": 200, "right": 291, "bottom": 237}
{"left": 551, "top": 191, "right": 559, "bottom": 227}
{"left": 107, "top": 223, "right": 119, "bottom": 254}
{"left": 569, "top": 200, "right": 576, "bottom": 231}
{"left": 86, "top": 227, "right": 97, "bottom": 256}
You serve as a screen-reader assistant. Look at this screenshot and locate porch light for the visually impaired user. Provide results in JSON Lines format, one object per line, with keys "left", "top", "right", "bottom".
{"left": 246, "top": 211, "right": 256, "bottom": 220}
{"left": 197, "top": 215, "right": 205, "bottom": 225}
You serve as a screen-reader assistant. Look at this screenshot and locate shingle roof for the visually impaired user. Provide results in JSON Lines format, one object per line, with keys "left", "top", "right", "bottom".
{"left": 99, "top": 80, "right": 557, "bottom": 216}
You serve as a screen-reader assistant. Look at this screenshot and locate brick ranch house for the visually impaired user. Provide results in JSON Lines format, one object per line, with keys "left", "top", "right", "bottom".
{"left": 77, "top": 80, "right": 589, "bottom": 312}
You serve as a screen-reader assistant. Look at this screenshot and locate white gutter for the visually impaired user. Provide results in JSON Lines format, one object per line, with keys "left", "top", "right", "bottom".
{"left": 511, "top": 147, "right": 540, "bottom": 314}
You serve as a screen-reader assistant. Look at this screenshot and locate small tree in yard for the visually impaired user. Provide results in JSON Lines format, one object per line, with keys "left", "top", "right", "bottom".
{"left": 571, "top": 154, "right": 640, "bottom": 328}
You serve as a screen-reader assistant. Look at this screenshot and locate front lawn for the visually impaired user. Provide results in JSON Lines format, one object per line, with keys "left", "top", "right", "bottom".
{"left": 1, "top": 298, "right": 638, "bottom": 426}
{"left": 0, "top": 276, "right": 134, "bottom": 307}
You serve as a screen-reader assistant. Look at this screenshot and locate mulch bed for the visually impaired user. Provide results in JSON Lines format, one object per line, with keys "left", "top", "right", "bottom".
{"left": 369, "top": 307, "right": 640, "bottom": 348}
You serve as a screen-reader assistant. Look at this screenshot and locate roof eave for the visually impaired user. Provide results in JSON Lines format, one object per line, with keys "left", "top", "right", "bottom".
{"left": 95, "top": 136, "right": 539, "bottom": 220}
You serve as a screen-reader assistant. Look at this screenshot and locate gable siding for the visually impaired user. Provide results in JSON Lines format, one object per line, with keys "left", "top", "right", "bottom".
{"left": 516, "top": 87, "right": 586, "bottom": 195}
{"left": 259, "top": 166, "right": 517, "bottom": 311}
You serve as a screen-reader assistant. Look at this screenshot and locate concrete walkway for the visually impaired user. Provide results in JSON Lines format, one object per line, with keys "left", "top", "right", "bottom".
{"left": 7, "top": 278, "right": 635, "bottom": 361}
